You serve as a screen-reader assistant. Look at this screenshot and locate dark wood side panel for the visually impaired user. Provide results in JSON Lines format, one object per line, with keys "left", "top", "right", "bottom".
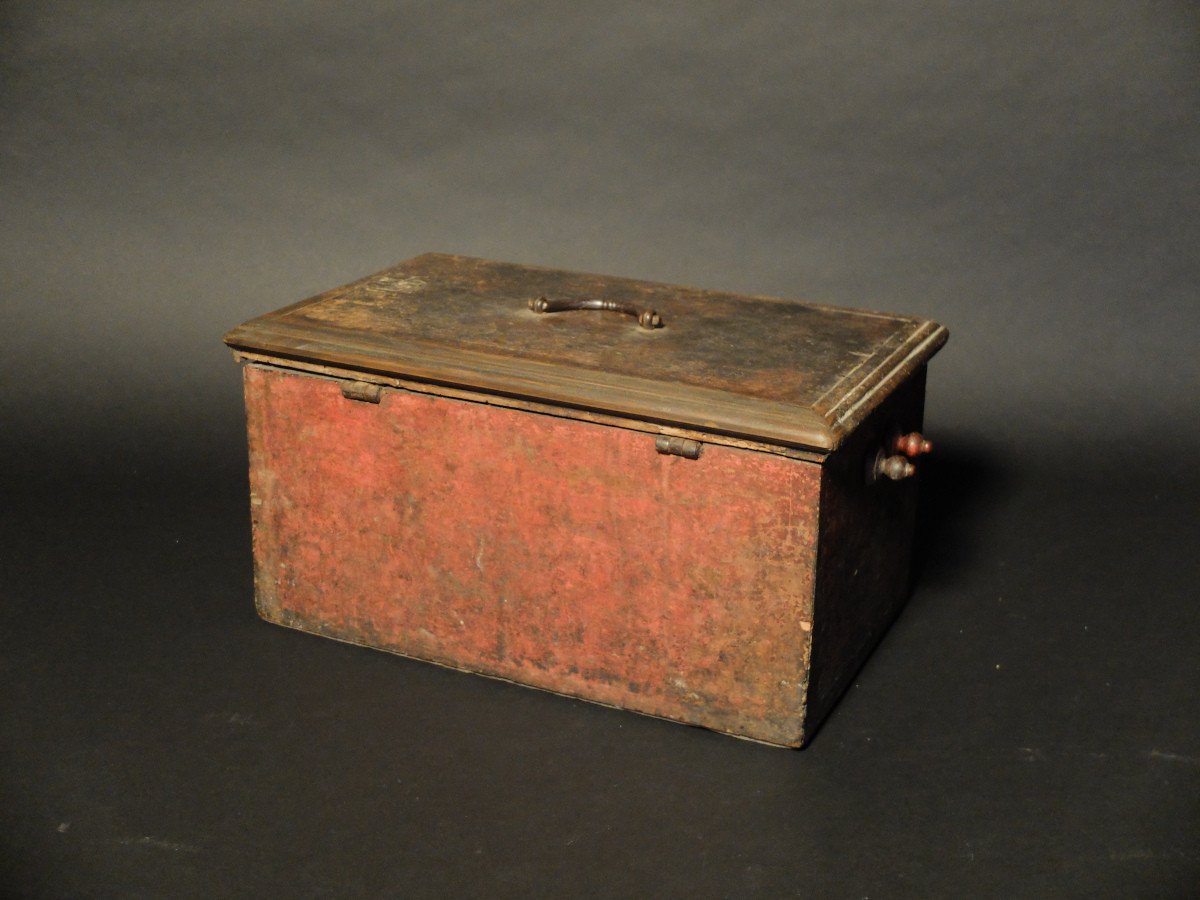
{"left": 802, "top": 368, "right": 928, "bottom": 743}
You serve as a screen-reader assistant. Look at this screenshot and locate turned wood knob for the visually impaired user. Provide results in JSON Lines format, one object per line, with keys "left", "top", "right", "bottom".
{"left": 875, "top": 454, "right": 916, "bottom": 481}
{"left": 894, "top": 431, "right": 933, "bottom": 458}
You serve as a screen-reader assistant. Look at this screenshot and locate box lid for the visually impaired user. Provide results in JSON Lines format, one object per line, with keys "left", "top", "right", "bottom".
{"left": 224, "top": 253, "right": 947, "bottom": 453}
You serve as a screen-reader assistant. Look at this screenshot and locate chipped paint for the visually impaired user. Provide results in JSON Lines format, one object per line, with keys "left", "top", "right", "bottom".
{"left": 243, "top": 363, "right": 822, "bottom": 746}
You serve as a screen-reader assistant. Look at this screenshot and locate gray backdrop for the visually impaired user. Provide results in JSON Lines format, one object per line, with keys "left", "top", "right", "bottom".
{"left": 3, "top": 2, "right": 1198, "bottom": 895}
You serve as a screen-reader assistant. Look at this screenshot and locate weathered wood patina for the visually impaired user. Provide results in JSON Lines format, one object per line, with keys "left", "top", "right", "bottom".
{"left": 226, "top": 253, "right": 947, "bottom": 746}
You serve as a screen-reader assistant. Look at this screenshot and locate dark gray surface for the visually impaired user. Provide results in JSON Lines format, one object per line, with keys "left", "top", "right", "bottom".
{"left": 3, "top": 2, "right": 1198, "bottom": 896}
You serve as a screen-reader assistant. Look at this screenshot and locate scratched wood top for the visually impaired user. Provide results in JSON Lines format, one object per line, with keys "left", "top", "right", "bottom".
{"left": 224, "top": 253, "right": 948, "bottom": 451}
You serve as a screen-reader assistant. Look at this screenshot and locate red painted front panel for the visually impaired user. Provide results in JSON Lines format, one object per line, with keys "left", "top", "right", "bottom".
{"left": 244, "top": 364, "right": 821, "bottom": 744}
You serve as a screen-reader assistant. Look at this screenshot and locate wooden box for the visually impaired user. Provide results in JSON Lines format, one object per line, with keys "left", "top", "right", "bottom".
{"left": 224, "top": 254, "right": 948, "bottom": 747}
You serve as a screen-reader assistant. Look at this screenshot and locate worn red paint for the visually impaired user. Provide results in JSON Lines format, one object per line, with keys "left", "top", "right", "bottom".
{"left": 245, "top": 364, "right": 822, "bottom": 745}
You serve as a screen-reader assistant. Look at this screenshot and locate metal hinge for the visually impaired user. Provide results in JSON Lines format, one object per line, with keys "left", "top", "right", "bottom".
{"left": 655, "top": 436, "right": 702, "bottom": 459}
{"left": 340, "top": 380, "right": 384, "bottom": 403}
